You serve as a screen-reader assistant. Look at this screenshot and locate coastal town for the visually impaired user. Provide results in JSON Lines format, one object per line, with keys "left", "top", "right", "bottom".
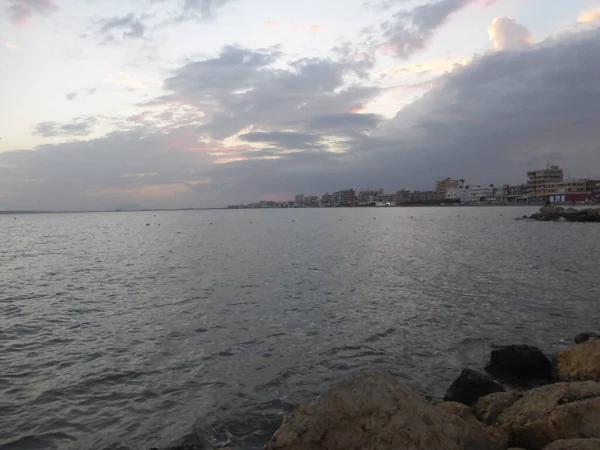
{"left": 227, "top": 164, "right": 600, "bottom": 209}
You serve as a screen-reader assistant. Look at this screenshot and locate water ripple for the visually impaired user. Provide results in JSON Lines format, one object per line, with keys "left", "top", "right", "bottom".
{"left": 1, "top": 207, "right": 600, "bottom": 450}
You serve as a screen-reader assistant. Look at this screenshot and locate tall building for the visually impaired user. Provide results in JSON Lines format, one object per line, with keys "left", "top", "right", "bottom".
{"left": 294, "top": 194, "right": 304, "bottom": 206}
{"left": 435, "top": 178, "right": 461, "bottom": 196}
{"left": 333, "top": 189, "right": 356, "bottom": 206}
{"left": 527, "top": 164, "right": 563, "bottom": 196}
{"left": 321, "top": 192, "right": 332, "bottom": 206}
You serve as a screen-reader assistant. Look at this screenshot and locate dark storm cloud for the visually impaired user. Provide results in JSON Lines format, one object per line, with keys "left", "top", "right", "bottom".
{"left": 160, "top": 45, "right": 379, "bottom": 140}
{"left": 353, "top": 26, "right": 600, "bottom": 186}
{"left": 301, "top": 113, "right": 383, "bottom": 132}
{"left": 99, "top": 14, "right": 146, "bottom": 40}
{"left": 0, "top": 127, "right": 217, "bottom": 210}
{"left": 33, "top": 117, "right": 97, "bottom": 137}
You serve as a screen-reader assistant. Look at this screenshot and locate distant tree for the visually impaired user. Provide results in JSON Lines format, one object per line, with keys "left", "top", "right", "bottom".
{"left": 460, "top": 179, "right": 465, "bottom": 188}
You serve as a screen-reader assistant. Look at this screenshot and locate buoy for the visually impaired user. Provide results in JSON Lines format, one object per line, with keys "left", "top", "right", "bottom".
{"left": 146, "top": 223, "right": 150, "bottom": 226}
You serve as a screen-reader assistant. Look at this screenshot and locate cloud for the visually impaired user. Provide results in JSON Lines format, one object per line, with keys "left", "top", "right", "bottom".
{"left": 578, "top": 7, "right": 600, "bottom": 23}
{"left": 6, "top": 0, "right": 58, "bottom": 25}
{"left": 183, "top": 0, "right": 234, "bottom": 18}
{"left": 103, "top": 72, "right": 161, "bottom": 90}
{"left": 150, "top": 0, "right": 237, "bottom": 23}
{"left": 488, "top": 17, "right": 532, "bottom": 50}
{"left": 66, "top": 92, "right": 78, "bottom": 100}
{"left": 3, "top": 27, "right": 600, "bottom": 210}
{"left": 375, "top": 0, "right": 481, "bottom": 58}
{"left": 3, "top": 42, "right": 18, "bottom": 51}
{"left": 357, "top": 26, "right": 600, "bottom": 187}
{"left": 266, "top": 21, "right": 326, "bottom": 33}
{"left": 159, "top": 45, "right": 378, "bottom": 140}
{"left": 33, "top": 117, "right": 97, "bottom": 137}
{"left": 239, "top": 131, "right": 324, "bottom": 149}
{"left": 99, "top": 14, "right": 145, "bottom": 40}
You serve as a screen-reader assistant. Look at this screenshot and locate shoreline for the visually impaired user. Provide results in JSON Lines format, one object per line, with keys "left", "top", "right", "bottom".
{"left": 261, "top": 333, "right": 600, "bottom": 450}
{"left": 4, "top": 203, "right": 595, "bottom": 215}
{"left": 158, "top": 333, "right": 600, "bottom": 450}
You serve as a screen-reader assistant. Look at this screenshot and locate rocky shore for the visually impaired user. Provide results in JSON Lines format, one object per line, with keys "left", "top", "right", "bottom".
{"left": 159, "top": 332, "right": 600, "bottom": 450}
{"left": 262, "top": 332, "right": 600, "bottom": 450}
{"left": 521, "top": 206, "right": 600, "bottom": 222}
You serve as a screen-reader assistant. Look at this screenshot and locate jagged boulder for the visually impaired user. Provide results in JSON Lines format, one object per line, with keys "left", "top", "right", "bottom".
{"left": 485, "top": 345, "right": 553, "bottom": 385}
{"left": 444, "top": 368, "right": 505, "bottom": 406}
{"left": 575, "top": 332, "right": 600, "bottom": 344}
{"left": 543, "top": 439, "right": 600, "bottom": 449}
{"left": 437, "top": 402, "right": 509, "bottom": 450}
{"left": 496, "top": 381, "right": 600, "bottom": 449}
{"left": 266, "top": 370, "right": 512, "bottom": 450}
{"left": 473, "top": 391, "right": 521, "bottom": 425}
{"left": 555, "top": 339, "right": 600, "bottom": 381}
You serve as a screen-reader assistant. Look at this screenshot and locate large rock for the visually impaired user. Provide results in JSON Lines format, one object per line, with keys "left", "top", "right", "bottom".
{"left": 485, "top": 345, "right": 553, "bottom": 384}
{"left": 575, "top": 332, "right": 600, "bottom": 344}
{"left": 437, "top": 402, "right": 509, "bottom": 450}
{"left": 496, "top": 381, "right": 600, "bottom": 449}
{"left": 444, "top": 368, "right": 505, "bottom": 406}
{"left": 556, "top": 339, "right": 600, "bottom": 381}
{"left": 266, "top": 370, "right": 477, "bottom": 450}
{"left": 473, "top": 391, "right": 521, "bottom": 425}
{"left": 543, "top": 439, "right": 600, "bottom": 449}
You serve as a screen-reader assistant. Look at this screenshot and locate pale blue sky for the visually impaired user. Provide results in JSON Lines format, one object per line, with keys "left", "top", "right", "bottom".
{"left": 1, "top": 0, "right": 599, "bottom": 209}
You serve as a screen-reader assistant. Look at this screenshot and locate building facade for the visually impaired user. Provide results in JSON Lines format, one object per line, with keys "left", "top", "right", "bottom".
{"left": 435, "top": 178, "right": 461, "bottom": 196}
{"left": 357, "top": 189, "right": 384, "bottom": 206}
{"left": 527, "top": 165, "right": 564, "bottom": 197}
{"left": 495, "top": 184, "right": 528, "bottom": 204}
{"left": 469, "top": 186, "right": 497, "bottom": 203}
{"left": 332, "top": 189, "right": 356, "bottom": 206}
{"left": 446, "top": 187, "right": 469, "bottom": 203}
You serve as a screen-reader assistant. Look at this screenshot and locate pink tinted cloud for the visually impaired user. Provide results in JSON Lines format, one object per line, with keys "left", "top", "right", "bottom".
{"left": 265, "top": 21, "right": 325, "bottom": 33}
{"left": 7, "top": 0, "right": 59, "bottom": 26}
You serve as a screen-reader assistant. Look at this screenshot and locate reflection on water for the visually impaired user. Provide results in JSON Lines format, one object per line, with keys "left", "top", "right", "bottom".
{"left": 1, "top": 207, "right": 599, "bottom": 449}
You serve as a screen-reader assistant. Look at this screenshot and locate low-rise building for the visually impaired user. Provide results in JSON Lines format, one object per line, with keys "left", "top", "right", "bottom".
{"left": 446, "top": 187, "right": 469, "bottom": 203}
{"left": 547, "top": 179, "right": 600, "bottom": 203}
{"left": 357, "top": 189, "right": 384, "bottom": 206}
{"left": 495, "top": 184, "right": 528, "bottom": 205}
{"left": 321, "top": 192, "right": 332, "bottom": 207}
{"left": 392, "top": 190, "right": 411, "bottom": 204}
{"left": 468, "top": 185, "right": 497, "bottom": 203}
{"left": 411, "top": 190, "right": 444, "bottom": 203}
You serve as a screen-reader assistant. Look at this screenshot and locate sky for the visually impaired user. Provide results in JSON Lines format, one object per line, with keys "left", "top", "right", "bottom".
{"left": 1, "top": 0, "right": 600, "bottom": 210}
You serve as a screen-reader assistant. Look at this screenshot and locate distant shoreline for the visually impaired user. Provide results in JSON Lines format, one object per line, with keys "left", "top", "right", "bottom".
{"left": 2, "top": 203, "right": 598, "bottom": 215}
